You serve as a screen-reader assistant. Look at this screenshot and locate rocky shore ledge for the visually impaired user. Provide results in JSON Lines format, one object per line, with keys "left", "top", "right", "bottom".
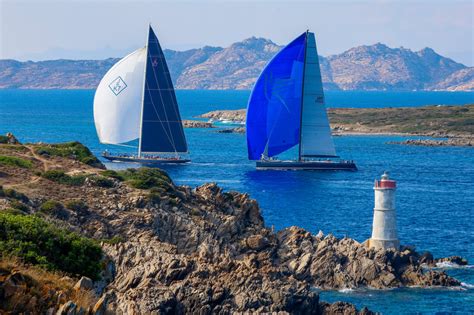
{"left": 197, "top": 105, "right": 474, "bottom": 147}
{"left": 388, "top": 137, "right": 473, "bottom": 147}
{"left": 0, "top": 138, "right": 467, "bottom": 314}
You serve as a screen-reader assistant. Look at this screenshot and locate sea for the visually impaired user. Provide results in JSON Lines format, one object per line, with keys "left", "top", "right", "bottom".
{"left": 1, "top": 90, "right": 473, "bottom": 314}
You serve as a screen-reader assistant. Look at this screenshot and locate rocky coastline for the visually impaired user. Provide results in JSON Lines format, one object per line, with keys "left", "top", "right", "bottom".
{"left": 388, "top": 137, "right": 473, "bottom": 147}
{"left": 196, "top": 105, "right": 474, "bottom": 147}
{"left": 0, "top": 137, "right": 468, "bottom": 314}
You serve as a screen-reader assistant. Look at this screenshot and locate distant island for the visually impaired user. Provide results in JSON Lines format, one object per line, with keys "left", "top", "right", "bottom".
{"left": 196, "top": 105, "right": 474, "bottom": 146}
{"left": 1, "top": 39, "right": 473, "bottom": 91}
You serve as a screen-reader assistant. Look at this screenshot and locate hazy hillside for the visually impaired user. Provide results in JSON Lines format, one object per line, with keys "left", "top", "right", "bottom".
{"left": 0, "top": 39, "right": 472, "bottom": 91}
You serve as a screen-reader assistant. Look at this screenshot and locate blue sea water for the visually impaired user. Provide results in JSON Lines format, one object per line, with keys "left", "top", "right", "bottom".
{"left": 1, "top": 89, "right": 473, "bottom": 314}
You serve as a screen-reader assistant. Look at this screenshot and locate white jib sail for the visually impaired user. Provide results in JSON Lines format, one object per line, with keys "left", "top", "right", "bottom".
{"left": 93, "top": 47, "right": 147, "bottom": 145}
{"left": 299, "top": 32, "right": 337, "bottom": 157}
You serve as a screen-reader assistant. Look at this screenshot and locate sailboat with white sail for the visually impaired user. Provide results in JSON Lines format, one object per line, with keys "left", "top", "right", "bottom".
{"left": 94, "top": 25, "right": 189, "bottom": 164}
{"left": 246, "top": 31, "right": 356, "bottom": 170}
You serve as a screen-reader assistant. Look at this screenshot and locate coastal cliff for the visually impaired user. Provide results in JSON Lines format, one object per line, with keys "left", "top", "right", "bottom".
{"left": 0, "top": 138, "right": 466, "bottom": 313}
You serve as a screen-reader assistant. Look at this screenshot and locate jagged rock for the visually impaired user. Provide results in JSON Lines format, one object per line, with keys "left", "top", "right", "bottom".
{"left": 92, "top": 294, "right": 108, "bottom": 315}
{"left": 74, "top": 277, "right": 93, "bottom": 291}
{"left": 319, "top": 301, "right": 376, "bottom": 315}
{"left": 56, "top": 301, "right": 76, "bottom": 315}
{"left": 0, "top": 142, "right": 467, "bottom": 314}
{"left": 5, "top": 132, "right": 20, "bottom": 144}
{"left": 435, "top": 256, "right": 469, "bottom": 266}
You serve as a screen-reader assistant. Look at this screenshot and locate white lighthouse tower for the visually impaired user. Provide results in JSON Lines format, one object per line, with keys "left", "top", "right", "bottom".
{"left": 369, "top": 171, "right": 400, "bottom": 250}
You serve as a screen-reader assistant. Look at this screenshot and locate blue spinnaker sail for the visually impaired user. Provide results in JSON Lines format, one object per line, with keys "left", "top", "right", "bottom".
{"left": 140, "top": 26, "right": 187, "bottom": 153}
{"left": 246, "top": 33, "right": 306, "bottom": 160}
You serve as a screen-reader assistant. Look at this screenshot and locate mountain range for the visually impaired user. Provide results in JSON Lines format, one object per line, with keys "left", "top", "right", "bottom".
{"left": 0, "top": 38, "right": 472, "bottom": 91}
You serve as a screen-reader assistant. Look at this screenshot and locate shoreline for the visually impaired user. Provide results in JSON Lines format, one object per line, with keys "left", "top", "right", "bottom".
{"left": 0, "top": 137, "right": 470, "bottom": 313}
{"left": 194, "top": 105, "right": 473, "bottom": 146}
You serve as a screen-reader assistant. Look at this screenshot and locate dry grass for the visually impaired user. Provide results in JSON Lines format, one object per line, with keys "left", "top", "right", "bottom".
{"left": 0, "top": 257, "right": 98, "bottom": 312}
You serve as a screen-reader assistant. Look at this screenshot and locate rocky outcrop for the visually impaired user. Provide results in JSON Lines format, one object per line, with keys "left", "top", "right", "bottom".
{"left": 199, "top": 109, "right": 246, "bottom": 123}
{"left": 389, "top": 137, "right": 473, "bottom": 147}
{"left": 182, "top": 120, "right": 214, "bottom": 128}
{"left": 0, "top": 140, "right": 467, "bottom": 313}
{"left": 217, "top": 127, "right": 246, "bottom": 134}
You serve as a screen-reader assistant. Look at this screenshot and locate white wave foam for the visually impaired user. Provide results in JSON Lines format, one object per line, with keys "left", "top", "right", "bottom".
{"left": 461, "top": 282, "right": 474, "bottom": 289}
{"left": 435, "top": 261, "right": 462, "bottom": 268}
{"left": 338, "top": 288, "right": 354, "bottom": 293}
{"left": 435, "top": 262, "right": 474, "bottom": 269}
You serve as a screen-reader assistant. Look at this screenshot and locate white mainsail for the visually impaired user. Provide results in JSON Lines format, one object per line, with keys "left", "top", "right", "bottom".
{"left": 299, "top": 32, "right": 337, "bottom": 157}
{"left": 93, "top": 47, "right": 147, "bottom": 145}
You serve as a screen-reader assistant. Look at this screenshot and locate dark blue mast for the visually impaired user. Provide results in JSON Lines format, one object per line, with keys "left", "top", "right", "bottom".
{"left": 139, "top": 25, "right": 187, "bottom": 154}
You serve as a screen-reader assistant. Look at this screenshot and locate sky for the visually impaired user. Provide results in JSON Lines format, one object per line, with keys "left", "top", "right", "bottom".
{"left": 0, "top": 0, "right": 473, "bottom": 66}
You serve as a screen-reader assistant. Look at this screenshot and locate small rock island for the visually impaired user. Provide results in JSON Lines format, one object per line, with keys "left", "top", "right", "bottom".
{"left": 198, "top": 105, "right": 474, "bottom": 146}
{"left": 0, "top": 136, "right": 468, "bottom": 314}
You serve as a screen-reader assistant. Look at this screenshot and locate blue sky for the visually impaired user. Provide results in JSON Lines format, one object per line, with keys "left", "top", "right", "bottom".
{"left": 1, "top": 0, "right": 472, "bottom": 65}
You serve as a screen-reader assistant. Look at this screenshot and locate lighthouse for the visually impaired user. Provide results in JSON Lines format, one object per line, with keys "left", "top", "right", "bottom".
{"left": 369, "top": 171, "right": 400, "bottom": 250}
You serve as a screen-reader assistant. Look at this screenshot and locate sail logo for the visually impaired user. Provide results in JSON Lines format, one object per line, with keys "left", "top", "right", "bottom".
{"left": 152, "top": 58, "right": 159, "bottom": 67}
{"left": 108, "top": 76, "right": 127, "bottom": 96}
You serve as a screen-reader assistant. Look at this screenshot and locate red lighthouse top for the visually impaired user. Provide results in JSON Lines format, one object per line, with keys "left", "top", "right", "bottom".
{"left": 374, "top": 171, "right": 396, "bottom": 189}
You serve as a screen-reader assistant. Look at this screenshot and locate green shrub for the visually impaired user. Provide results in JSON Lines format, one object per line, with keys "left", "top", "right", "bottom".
{"left": 35, "top": 142, "right": 103, "bottom": 168}
{"left": 2, "top": 188, "right": 29, "bottom": 202}
{"left": 100, "top": 170, "right": 124, "bottom": 181}
{"left": 0, "top": 156, "right": 33, "bottom": 169}
{"left": 147, "top": 192, "right": 161, "bottom": 204}
{"left": 0, "top": 212, "right": 102, "bottom": 280}
{"left": 40, "top": 170, "right": 86, "bottom": 186}
{"left": 39, "top": 200, "right": 63, "bottom": 214}
{"left": 1, "top": 208, "right": 26, "bottom": 215}
{"left": 89, "top": 176, "right": 114, "bottom": 188}
{"left": 100, "top": 236, "right": 124, "bottom": 245}
{"left": 10, "top": 200, "right": 29, "bottom": 212}
{"left": 101, "top": 168, "right": 171, "bottom": 190}
{"left": 0, "top": 135, "right": 8, "bottom": 144}
{"left": 65, "top": 200, "right": 88, "bottom": 213}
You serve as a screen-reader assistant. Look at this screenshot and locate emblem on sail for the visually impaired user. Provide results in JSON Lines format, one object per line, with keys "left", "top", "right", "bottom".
{"left": 108, "top": 76, "right": 127, "bottom": 96}
{"left": 93, "top": 25, "right": 189, "bottom": 164}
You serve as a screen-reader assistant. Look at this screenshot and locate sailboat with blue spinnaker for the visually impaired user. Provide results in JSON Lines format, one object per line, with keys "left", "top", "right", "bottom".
{"left": 246, "top": 31, "right": 356, "bottom": 171}
{"left": 93, "top": 25, "right": 189, "bottom": 164}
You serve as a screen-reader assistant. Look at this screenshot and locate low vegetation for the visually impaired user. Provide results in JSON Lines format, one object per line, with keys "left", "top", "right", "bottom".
{"left": 0, "top": 155, "right": 33, "bottom": 168}
{"left": 0, "top": 135, "right": 9, "bottom": 144}
{"left": 0, "top": 186, "right": 29, "bottom": 202}
{"left": 40, "top": 169, "right": 86, "bottom": 186}
{"left": 35, "top": 141, "right": 103, "bottom": 168}
{"left": 101, "top": 167, "right": 172, "bottom": 190}
{"left": 328, "top": 104, "right": 474, "bottom": 136}
{"left": 0, "top": 258, "right": 97, "bottom": 313}
{"left": 0, "top": 212, "right": 102, "bottom": 280}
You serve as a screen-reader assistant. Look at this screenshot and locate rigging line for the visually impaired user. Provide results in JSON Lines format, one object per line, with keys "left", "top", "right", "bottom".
{"left": 148, "top": 39, "right": 176, "bottom": 149}
{"left": 145, "top": 39, "right": 175, "bottom": 150}
{"left": 148, "top": 58, "right": 178, "bottom": 154}
{"left": 150, "top": 42, "right": 182, "bottom": 154}
{"left": 144, "top": 78, "right": 176, "bottom": 151}
{"left": 154, "top": 43, "right": 186, "bottom": 151}
{"left": 146, "top": 50, "right": 179, "bottom": 154}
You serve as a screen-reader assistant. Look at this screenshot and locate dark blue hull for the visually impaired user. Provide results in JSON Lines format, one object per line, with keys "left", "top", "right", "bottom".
{"left": 102, "top": 155, "right": 190, "bottom": 165}
{"left": 256, "top": 160, "right": 357, "bottom": 171}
